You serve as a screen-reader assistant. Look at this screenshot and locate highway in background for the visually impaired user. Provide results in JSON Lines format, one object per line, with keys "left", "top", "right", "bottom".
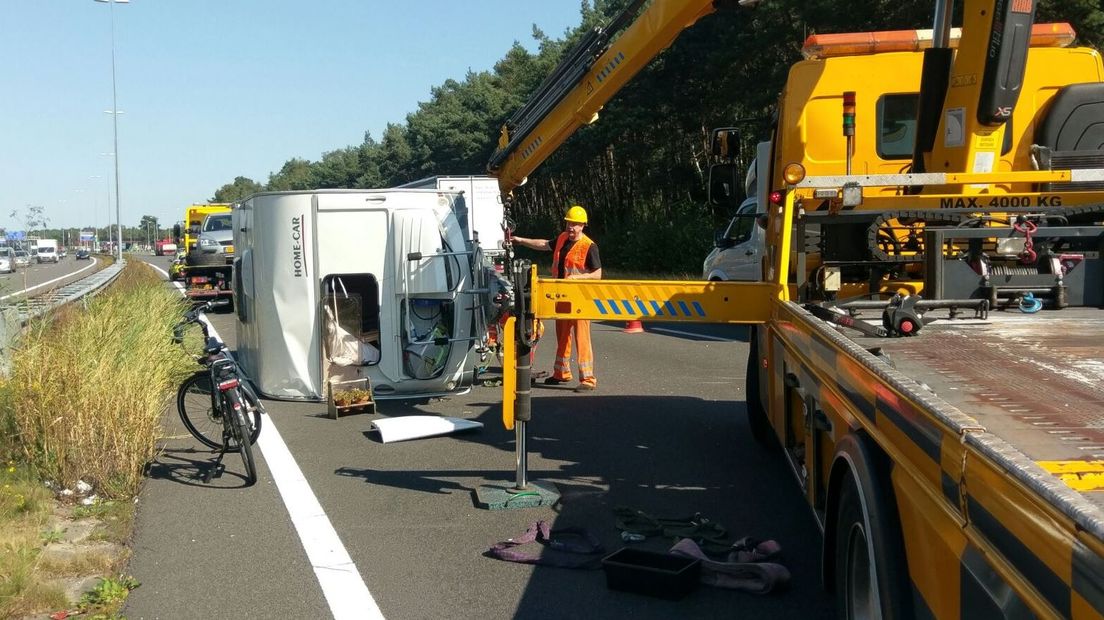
{"left": 126, "top": 254, "right": 834, "bottom": 619}
{"left": 0, "top": 253, "right": 107, "bottom": 301}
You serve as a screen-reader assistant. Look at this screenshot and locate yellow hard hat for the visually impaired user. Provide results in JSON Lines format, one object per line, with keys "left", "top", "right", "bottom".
{"left": 564, "top": 205, "right": 588, "bottom": 224}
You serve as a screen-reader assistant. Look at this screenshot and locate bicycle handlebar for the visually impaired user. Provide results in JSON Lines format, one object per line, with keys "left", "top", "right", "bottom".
{"left": 172, "top": 300, "right": 230, "bottom": 348}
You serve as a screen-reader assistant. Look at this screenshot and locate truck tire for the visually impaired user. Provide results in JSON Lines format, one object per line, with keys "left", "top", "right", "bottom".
{"left": 745, "top": 327, "right": 777, "bottom": 449}
{"left": 187, "top": 250, "right": 223, "bottom": 267}
{"left": 829, "top": 436, "right": 913, "bottom": 620}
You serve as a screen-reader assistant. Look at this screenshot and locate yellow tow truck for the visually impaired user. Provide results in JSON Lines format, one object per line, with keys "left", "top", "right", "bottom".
{"left": 171, "top": 203, "right": 233, "bottom": 298}
{"left": 490, "top": 1, "right": 1104, "bottom": 617}
{"left": 175, "top": 203, "right": 231, "bottom": 255}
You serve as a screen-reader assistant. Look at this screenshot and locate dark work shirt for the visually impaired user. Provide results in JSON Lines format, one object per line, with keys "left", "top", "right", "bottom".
{"left": 555, "top": 237, "right": 601, "bottom": 278}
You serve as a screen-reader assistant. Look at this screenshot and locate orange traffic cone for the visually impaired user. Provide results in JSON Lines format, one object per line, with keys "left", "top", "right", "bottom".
{"left": 623, "top": 320, "right": 644, "bottom": 334}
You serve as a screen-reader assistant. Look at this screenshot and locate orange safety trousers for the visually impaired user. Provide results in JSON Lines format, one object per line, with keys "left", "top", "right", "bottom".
{"left": 551, "top": 318, "right": 596, "bottom": 386}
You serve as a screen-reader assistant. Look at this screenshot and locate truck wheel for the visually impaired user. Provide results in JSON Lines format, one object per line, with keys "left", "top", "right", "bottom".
{"left": 745, "top": 327, "right": 777, "bottom": 449}
{"left": 830, "top": 441, "right": 913, "bottom": 620}
{"left": 835, "top": 475, "right": 879, "bottom": 618}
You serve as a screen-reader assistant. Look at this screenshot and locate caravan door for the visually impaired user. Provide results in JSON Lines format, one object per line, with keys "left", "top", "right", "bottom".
{"left": 314, "top": 194, "right": 389, "bottom": 385}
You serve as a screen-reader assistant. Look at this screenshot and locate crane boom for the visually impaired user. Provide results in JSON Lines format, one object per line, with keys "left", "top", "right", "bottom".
{"left": 486, "top": 0, "right": 723, "bottom": 195}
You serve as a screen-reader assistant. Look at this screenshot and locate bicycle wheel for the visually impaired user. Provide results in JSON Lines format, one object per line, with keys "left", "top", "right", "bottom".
{"left": 177, "top": 372, "right": 261, "bottom": 450}
{"left": 229, "top": 390, "right": 258, "bottom": 486}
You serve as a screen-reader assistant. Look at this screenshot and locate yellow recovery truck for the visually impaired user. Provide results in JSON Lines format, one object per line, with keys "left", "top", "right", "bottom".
{"left": 489, "top": 1, "right": 1104, "bottom": 617}
{"left": 170, "top": 203, "right": 233, "bottom": 297}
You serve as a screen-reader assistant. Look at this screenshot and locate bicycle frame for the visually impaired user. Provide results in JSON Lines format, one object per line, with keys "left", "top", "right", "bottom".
{"left": 206, "top": 358, "right": 240, "bottom": 434}
{"left": 174, "top": 301, "right": 262, "bottom": 485}
{"left": 186, "top": 307, "right": 265, "bottom": 420}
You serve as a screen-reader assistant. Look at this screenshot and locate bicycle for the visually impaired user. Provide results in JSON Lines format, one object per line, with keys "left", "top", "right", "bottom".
{"left": 173, "top": 300, "right": 263, "bottom": 485}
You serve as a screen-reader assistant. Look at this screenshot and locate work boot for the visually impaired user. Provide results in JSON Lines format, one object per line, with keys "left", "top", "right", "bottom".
{"left": 574, "top": 382, "right": 596, "bottom": 392}
{"left": 544, "top": 377, "right": 571, "bottom": 385}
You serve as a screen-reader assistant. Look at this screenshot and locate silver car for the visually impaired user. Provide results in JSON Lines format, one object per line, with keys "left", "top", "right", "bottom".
{"left": 188, "top": 212, "right": 235, "bottom": 266}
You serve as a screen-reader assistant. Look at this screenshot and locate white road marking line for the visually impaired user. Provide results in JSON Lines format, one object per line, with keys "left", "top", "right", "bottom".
{"left": 167, "top": 264, "right": 382, "bottom": 620}
{"left": 147, "top": 262, "right": 170, "bottom": 279}
{"left": 256, "top": 423, "right": 384, "bottom": 620}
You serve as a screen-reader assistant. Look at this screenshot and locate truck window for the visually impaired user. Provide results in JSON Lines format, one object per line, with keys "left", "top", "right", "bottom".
{"left": 877, "top": 94, "right": 919, "bottom": 160}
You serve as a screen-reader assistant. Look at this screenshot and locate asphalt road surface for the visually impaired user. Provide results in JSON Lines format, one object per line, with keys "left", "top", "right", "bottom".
{"left": 125, "top": 255, "right": 835, "bottom": 619}
{"left": 0, "top": 253, "right": 104, "bottom": 300}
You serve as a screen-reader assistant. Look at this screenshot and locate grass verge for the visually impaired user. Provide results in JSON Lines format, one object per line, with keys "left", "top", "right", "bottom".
{"left": 0, "top": 260, "right": 191, "bottom": 617}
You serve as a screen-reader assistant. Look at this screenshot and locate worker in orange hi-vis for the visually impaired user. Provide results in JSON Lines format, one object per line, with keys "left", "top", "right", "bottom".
{"left": 511, "top": 205, "right": 602, "bottom": 392}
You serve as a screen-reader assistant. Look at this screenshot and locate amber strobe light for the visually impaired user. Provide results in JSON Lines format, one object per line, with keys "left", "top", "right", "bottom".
{"left": 782, "top": 163, "right": 806, "bottom": 185}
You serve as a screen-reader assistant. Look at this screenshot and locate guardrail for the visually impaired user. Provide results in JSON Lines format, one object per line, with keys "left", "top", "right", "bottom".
{"left": 0, "top": 259, "right": 127, "bottom": 374}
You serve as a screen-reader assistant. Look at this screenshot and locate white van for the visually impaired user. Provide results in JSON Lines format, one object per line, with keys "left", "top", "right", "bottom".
{"left": 399, "top": 175, "right": 505, "bottom": 261}
{"left": 233, "top": 189, "right": 494, "bottom": 401}
{"left": 35, "top": 239, "right": 59, "bottom": 264}
{"left": 703, "top": 145, "right": 771, "bottom": 282}
{"left": 702, "top": 197, "right": 765, "bottom": 281}
{"left": 0, "top": 247, "right": 15, "bottom": 274}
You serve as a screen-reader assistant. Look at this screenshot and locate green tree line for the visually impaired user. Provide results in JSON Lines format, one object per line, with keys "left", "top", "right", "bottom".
{"left": 210, "top": 0, "right": 1104, "bottom": 274}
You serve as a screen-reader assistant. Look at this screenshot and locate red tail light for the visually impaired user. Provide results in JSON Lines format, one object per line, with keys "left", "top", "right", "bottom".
{"left": 769, "top": 190, "right": 785, "bottom": 206}
{"left": 218, "top": 378, "right": 240, "bottom": 391}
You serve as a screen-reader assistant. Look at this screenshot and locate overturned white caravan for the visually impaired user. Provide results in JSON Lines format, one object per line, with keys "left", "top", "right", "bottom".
{"left": 233, "top": 189, "right": 499, "bottom": 401}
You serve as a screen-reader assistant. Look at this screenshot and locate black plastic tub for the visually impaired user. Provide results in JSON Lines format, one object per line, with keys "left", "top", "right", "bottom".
{"left": 601, "top": 548, "right": 701, "bottom": 600}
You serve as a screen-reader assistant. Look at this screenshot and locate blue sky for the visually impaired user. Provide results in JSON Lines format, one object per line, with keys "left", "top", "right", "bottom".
{"left": 0, "top": 1, "right": 583, "bottom": 232}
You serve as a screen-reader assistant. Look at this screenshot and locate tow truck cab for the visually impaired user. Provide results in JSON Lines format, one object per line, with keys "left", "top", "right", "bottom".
{"left": 730, "top": 23, "right": 1104, "bottom": 303}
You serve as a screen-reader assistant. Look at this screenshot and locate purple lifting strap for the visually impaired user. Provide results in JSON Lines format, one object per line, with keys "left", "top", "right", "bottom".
{"left": 487, "top": 520, "right": 606, "bottom": 569}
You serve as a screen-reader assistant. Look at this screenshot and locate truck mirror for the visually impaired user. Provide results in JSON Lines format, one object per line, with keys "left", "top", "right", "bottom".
{"left": 708, "top": 163, "right": 742, "bottom": 208}
{"left": 172, "top": 224, "right": 181, "bottom": 242}
{"left": 710, "top": 127, "right": 741, "bottom": 159}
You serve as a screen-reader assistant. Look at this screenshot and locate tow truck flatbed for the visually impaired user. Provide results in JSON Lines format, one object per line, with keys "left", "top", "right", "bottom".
{"left": 846, "top": 308, "right": 1104, "bottom": 503}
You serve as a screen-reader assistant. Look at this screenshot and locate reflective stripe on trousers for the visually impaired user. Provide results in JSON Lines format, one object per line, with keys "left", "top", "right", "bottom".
{"left": 551, "top": 319, "right": 596, "bottom": 386}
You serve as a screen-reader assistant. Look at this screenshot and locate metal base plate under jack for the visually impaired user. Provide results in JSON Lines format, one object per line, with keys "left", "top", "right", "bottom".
{"left": 474, "top": 480, "right": 560, "bottom": 511}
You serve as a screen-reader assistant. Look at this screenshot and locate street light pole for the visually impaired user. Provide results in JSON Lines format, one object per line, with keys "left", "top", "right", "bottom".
{"left": 96, "top": 0, "right": 128, "bottom": 261}
{"left": 88, "top": 175, "right": 104, "bottom": 250}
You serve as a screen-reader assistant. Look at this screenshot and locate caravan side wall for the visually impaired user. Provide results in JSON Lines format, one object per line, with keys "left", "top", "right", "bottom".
{"left": 235, "top": 193, "right": 321, "bottom": 399}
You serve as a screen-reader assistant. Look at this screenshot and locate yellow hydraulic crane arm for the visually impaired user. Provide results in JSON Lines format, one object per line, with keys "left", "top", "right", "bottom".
{"left": 486, "top": 0, "right": 724, "bottom": 195}
{"left": 914, "top": 0, "right": 1041, "bottom": 184}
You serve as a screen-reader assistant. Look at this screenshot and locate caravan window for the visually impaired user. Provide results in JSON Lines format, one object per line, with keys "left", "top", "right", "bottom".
{"left": 402, "top": 298, "right": 454, "bottom": 380}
